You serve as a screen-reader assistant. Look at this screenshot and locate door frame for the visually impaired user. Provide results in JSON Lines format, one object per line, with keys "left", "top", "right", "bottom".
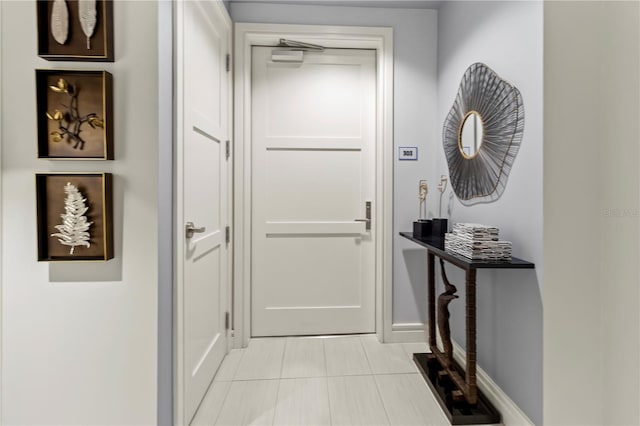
{"left": 173, "top": 1, "right": 233, "bottom": 424}
{"left": 233, "top": 23, "right": 394, "bottom": 347}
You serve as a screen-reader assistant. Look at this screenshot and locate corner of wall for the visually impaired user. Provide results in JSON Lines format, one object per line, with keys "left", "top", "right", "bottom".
{"left": 0, "top": 0, "right": 4, "bottom": 423}
{"left": 157, "top": 1, "right": 174, "bottom": 425}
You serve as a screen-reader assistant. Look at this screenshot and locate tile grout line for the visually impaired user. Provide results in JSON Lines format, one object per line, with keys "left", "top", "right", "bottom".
{"left": 271, "top": 338, "right": 288, "bottom": 426}
{"left": 278, "top": 338, "right": 288, "bottom": 379}
{"left": 211, "top": 381, "right": 233, "bottom": 426}
{"left": 361, "top": 336, "right": 394, "bottom": 426}
{"left": 322, "top": 339, "right": 334, "bottom": 426}
{"left": 230, "top": 342, "right": 249, "bottom": 382}
{"left": 322, "top": 339, "right": 333, "bottom": 425}
{"left": 215, "top": 346, "right": 248, "bottom": 425}
{"left": 229, "top": 348, "right": 246, "bottom": 382}
{"left": 358, "top": 335, "right": 376, "bottom": 375}
{"left": 371, "top": 373, "right": 394, "bottom": 426}
{"left": 271, "top": 380, "right": 281, "bottom": 426}
{"left": 322, "top": 336, "right": 331, "bottom": 378}
{"left": 228, "top": 376, "right": 280, "bottom": 383}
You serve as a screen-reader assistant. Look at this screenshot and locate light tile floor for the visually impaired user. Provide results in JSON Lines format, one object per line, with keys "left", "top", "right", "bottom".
{"left": 191, "top": 334, "right": 459, "bottom": 426}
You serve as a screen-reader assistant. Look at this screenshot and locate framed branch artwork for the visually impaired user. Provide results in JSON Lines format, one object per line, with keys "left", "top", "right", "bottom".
{"left": 37, "top": 0, "right": 114, "bottom": 62}
{"left": 36, "top": 70, "right": 113, "bottom": 160}
{"left": 36, "top": 173, "right": 113, "bottom": 261}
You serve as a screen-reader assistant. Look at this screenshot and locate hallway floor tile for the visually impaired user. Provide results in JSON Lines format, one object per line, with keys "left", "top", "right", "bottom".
{"left": 192, "top": 335, "right": 495, "bottom": 426}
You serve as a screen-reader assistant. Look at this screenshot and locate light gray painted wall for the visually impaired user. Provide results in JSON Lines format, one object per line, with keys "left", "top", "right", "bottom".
{"left": 157, "top": 1, "right": 173, "bottom": 425}
{"left": 544, "top": 2, "right": 639, "bottom": 424}
{"left": 1, "top": 2, "right": 159, "bottom": 424}
{"left": 436, "top": 1, "right": 543, "bottom": 423}
{"left": 230, "top": 2, "right": 439, "bottom": 326}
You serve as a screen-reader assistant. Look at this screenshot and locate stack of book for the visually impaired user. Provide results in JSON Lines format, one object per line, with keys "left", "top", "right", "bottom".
{"left": 444, "top": 223, "right": 512, "bottom": 261}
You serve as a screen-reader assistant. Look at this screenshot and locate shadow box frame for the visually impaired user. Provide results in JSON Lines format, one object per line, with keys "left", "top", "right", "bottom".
{"left": 37, "top": 0, "right": 114, "bottom": 62}
{"left": 36, "top": 69, "right": 113, "bottom": 160}
{"left": 36, "top": 172, "right": 114, "bottom": 262}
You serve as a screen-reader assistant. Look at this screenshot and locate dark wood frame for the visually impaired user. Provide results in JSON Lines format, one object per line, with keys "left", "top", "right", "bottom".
{"left": 36, "top": 69, "right": 113, "bottom": 160}
{"left": 36, "top": 173, "right": 113, "bottom": 261}
{"left": 37, "top": 0, "right": 114, "bottom": 62}
{"left": 400, "top": 232, "right": 534, "bottom": 425}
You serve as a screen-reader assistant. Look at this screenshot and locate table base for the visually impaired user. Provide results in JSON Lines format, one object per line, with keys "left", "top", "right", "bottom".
{"left": 414, "top": 353, "right": 501, "bottom": 425}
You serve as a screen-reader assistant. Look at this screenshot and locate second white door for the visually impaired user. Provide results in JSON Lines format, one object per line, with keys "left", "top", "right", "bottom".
{"left": 177, "top": 1, "right": 231, "bottom": 423}
{"left": 251, "top": 47, "right": 376, "bottom": 337}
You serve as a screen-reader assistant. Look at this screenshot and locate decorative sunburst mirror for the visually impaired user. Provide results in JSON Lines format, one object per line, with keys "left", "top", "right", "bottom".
{"left": 443, "top": 63, "right": 524, "bottom": 205}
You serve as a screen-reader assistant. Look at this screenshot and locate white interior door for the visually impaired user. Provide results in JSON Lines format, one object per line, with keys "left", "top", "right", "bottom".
{"left": 251, "top": 47, "right": 376, "bottom": 337}
{"left": 176, "top": 1, "right": 231, "bottom": 424}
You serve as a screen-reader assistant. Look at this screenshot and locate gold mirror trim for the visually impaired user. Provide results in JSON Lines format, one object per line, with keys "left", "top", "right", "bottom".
{"left": 457, "top": 110, "right": 484, "bottom": 160}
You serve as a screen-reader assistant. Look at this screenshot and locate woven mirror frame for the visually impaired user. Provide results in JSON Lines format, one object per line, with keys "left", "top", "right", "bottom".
{"left": 443, "top": 63, "right": 524, "bottom": 205}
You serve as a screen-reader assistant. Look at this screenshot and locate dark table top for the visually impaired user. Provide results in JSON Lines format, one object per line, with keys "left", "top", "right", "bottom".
{"left": 399, "top": 232, "right": 535, "bottom": 270}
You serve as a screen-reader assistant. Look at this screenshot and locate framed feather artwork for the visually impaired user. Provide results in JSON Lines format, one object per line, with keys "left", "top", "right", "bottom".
{"left": 36, "top": 0, "right": 114, "bottom": 61}
{"left": 36, "top": 173, "right": 114, "bottom": 261}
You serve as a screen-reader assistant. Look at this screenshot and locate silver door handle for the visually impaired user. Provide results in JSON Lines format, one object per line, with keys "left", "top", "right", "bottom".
{"left": 354, "top": 201, "right": 372, "bottom": 231}
{"left": 185, "top": 222, "right": 206, "bottom": 239}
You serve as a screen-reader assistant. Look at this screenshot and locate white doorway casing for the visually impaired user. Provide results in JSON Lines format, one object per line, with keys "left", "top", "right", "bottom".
{"left": 233, "top": 23, "right": 394, "bottom": 346}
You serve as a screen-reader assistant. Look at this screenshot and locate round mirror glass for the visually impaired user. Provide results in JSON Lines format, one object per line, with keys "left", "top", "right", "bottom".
{"left": 459, "top": 111, "right": 484, "bottom": 158}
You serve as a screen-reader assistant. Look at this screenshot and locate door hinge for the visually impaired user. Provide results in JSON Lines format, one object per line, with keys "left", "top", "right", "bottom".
{"left": 225, "top": 140, "right": 230, "bottom": 160}
{"left": 225, "top": 312, "right": 230, "bottom": 330}
{"left": 226, "top": 54, "right": 230, "bottom": 72}
{"left": 225, "top": 226, "right": 230, "bottom": 244}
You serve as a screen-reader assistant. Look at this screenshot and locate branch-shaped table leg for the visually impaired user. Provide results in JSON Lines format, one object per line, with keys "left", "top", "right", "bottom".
{"left": 437, "top": 258, "right": 459, "bottom": 369}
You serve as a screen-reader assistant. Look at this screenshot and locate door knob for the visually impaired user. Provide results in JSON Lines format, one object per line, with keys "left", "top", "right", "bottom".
{"left": 185, "top": 222, "right": 206, "bottom": 239}
{"left": 354, "top": 201, "right": 372, "bottom": 231}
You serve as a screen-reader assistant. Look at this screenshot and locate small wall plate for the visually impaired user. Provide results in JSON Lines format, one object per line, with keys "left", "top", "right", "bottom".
{"left": 399, "top": 146, "right": 418, "bottom": 161}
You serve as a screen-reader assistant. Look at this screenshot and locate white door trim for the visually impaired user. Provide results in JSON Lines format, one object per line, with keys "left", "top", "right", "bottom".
{"left": 233, "top": 23, "right": 394, "bottom": 347}
{"left": 173, "top": 1, "right": 233, "bottom": 424}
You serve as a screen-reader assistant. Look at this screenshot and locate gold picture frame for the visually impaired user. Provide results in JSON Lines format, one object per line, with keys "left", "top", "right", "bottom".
{"left": 37, "top": 0, "right": 114, "bottom": 62}
{"left": 36, "top": 173, "right": 114, "bottom": 261}
{"left": 36, "top": 69, "right": 113, "bottom": 160}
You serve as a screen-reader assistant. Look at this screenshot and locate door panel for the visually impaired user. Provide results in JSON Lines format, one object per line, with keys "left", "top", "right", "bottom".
{"left": 264, "top": 149, "right": 362, "bottom": 221}
{"left": 264, "top": 62, "right": 363, "bottom": 137}
{"left": 261, "top": 237, "right": 363, "bottom": 307}
{"left": 179, "top": 1, "right": 230, "bottom": 423}
{"left": 251, "top": 47, "right": 376, "bottom": 337}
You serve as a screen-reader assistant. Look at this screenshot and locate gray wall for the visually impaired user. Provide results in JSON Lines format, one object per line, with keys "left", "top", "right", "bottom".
{"left": 1, "top": 2, "right": 159, "bottom": 423}
{"left": 230, "top": 2, "right": 439, "bottom": 326}
{"left": 544, "top": 2, "right": 639, "bottom": 424}
{"left": 436, "top": 1, "right": 543, "bottom": 424}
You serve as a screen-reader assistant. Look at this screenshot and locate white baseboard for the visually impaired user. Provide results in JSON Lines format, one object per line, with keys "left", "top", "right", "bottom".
{"left": 387, "top": 323, "right": 427, "bottom": 343}
{"left": 451, "top": 341, "right": 534, "bottom": 426}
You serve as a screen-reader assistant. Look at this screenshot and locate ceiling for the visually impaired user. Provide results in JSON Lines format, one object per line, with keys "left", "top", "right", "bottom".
{"left": 228, "top": 0, "right": 443, "bottom": 10}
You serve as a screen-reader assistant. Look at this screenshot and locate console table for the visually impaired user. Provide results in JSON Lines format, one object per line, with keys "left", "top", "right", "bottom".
{"left": 400, "top": 232, "right": 534, "bottom": 425}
